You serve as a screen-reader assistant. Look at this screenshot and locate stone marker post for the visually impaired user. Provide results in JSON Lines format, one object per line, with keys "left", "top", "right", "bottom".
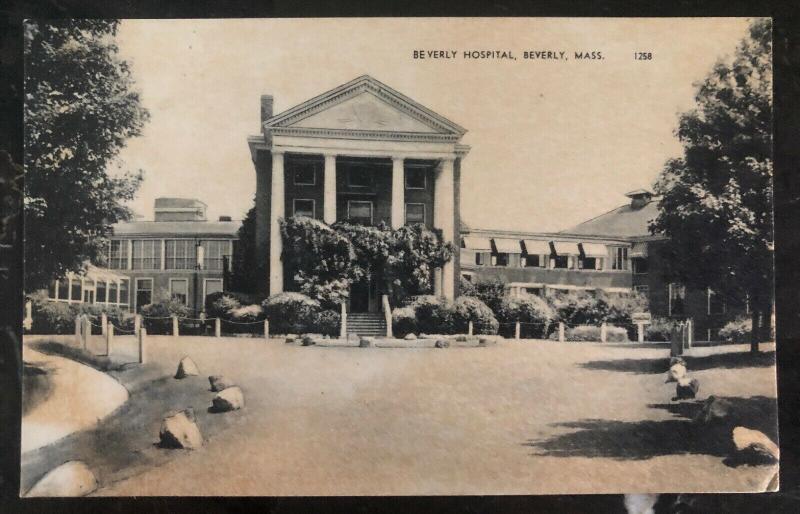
{"left": 515, "top": 321, "right": 521, "bottom": 340}
{"left": 600, "top": 322, "right": 607, "bottom": 343}
{"left": 340, "top": 302, "right": 347, "bottom": 339}
{"left": 468, "top": 321, "right": 473, "bottom": 336}
{"left": 172, "top": 316, "right": 179, "bottom": 337}
{"left": 23, "top": 300, "right": 33, "bottom": 332}
{"left": 75, "top": 315, "right": 82, "bottom": 346}
{"left": 134, "top": 314, "right": 141, "bottom": 337}
{"left": 264, "top": 320, "right": 269, "bottom": 340}
{"left": 215, "top": 318, "right": 221, "bottom": 338}
{"left": 100, "top": 312, "right": 107, "bottom": 336}
{"left": 686, "top": 319, "right": 693, "bottom": 348}
{"left": 138, "top": 328, "right": 147, "bottom": 364}
{"left": 106, "top": 324, "right": 114, "bottom": 356}
{"left": 637, "top": 323, "right": 645, "bottom": 343}
{"left": 82, "top": 316, "right": 90, "bottom": 350}
{"left": 559, "top": 322, "right": 565, "bottom": 343}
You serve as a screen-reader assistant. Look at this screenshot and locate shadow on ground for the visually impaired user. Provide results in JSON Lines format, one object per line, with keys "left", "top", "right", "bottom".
{"left": 524, "top": 396, "right": 778, "bottom": 464}
{"left": 579, "top": 350, "right": 776, "bottom": 375}
{"left": 22, "top": 361, "right": 53, "bottom": 415}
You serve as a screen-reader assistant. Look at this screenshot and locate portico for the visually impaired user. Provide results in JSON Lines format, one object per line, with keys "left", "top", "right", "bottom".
{"left": 248, "top": 75, "right": 469, "bottom": 305}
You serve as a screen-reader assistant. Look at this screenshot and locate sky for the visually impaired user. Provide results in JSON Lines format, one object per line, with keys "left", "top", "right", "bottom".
{"left": 114, "top": 17, "right": 754, "bottom": 232}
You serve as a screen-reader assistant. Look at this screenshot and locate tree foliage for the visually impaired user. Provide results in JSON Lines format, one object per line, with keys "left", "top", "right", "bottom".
{"left": 649, "top": 19, "right": 773, "bottom": 345}
{"left": 229, "top": 203, "right": 261, "bottom": 293}
{"left": 24, "top": 20, "right": 149, "bottom": 290}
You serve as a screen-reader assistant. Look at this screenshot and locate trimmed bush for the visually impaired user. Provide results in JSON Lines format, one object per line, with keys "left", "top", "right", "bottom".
{"left": 459, "top": 277, "right": 506, "bottom": 314}
{"left": 495, "top": 294, "right": 554, "bottom": 338}
{"left": 262, "top": 292, "right": 321, "bottom": 335}
{"left": 719, "top": 316, "right": 752, "bottom": 343}
{"left": 314, "top": 309, "right": 341, "bottom": 337}
{"left": 29, "top": 292, "right": 135, "bottom": 335}
{"left": 204, "top": 291, "right": 263, "bottom": 318}
{"left": 549, "top": 324, "right": 629, "bottom": 342}
{"left": 646, "top": 317, "right": 680, "bottom": 342}
{"left": 140, "top": 299, "right": 190, "bottom": 335}
{"left": 392, "top": 305, "right": 418, "bottom": 337}
{"left": 452, "top": 296, "right": 499, "bottom": 335}
{"left": 409, "top": 295, "right": 454, "bottom": 335}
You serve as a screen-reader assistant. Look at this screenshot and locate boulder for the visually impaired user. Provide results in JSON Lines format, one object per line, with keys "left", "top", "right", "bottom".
{"left": 212, "top": 386, "right": 245, "bottom": 412}
{"left": 301, "top": 335, "right": 315, "bottom": 346}
{"left": 435, "top": 339, "right": 450, "bottom": 348}
{"left": 675, "top": 377, "right": 699, "bottom": 400}
{"left": 693, "top": 396, "right": 735, "bottom": 424}
{"left": 159, "top": 408, "right": 203, "bottom": 449}
{"left": 174, "top": 356, "right": 200, "bottom": 379}
{"left": 359, "top": 337, "right": 372, "bottom": 348}
{"left": 455, "top": 335, "right": 468, "bottom": 342}
{"left": 208, "top": 375, "right": 235, "bottom": 392}
{"left": 25, "top": 461, "right": 98, "bottom": 497}
{"left": 665, "top": 363, "right": 688, "bottom": 383}
{"left": 732, "top": 427, "right": 779, "bottom": 464}
{"left": 285, "top": 335, "right": 296, "bottom": 343}
{"left": 404, "top": 333, "right": 417, "bottom": 341}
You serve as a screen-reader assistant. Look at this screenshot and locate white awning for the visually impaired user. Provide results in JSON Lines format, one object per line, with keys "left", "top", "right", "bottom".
{"left": 492, "top": 238, "right": 522, "bottom": 253}
{"left": 630, "top": 242, "right": 648, "bottom": 258}
{"left": 551, "top": 241, "right": 581, "bottom": 255}
{"left": 523, "top": 239, "right": 552, "bottom": 255}
{"left": 462, "top": 236, "right": 492, "bottom": 251}
{"left": 580, "top": 242, "right": 608, "bottom": 257}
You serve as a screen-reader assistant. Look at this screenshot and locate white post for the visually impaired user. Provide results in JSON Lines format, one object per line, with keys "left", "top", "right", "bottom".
{"left": 215, "top": 317, "right": 221, "bottom": 338}
{"left": 559, "top": 322, "right": 565, "bottom": 343}
{"left": 391, "top": 157, "right": 404, "bottom": 229}
{"left": 172, "top": 316, "right": 179, "bottom": 337}
{"left": 515, "top": 321, "right": 521, "bottom": 340}
{"left": 340, "top": 302, "right": 347, "bottom": 339}
{"left": 269, "top": 150, "right": 285, "bottom": 295}
{"left": 75, "top": 315, "right": 82, "bottom": 346}
{"left": 264, "top": 320, "right": 269, "bottom": 340}
{"left": 138, "top": 328, "right": 147, "bottom": 364}
{"left": 134, "top": 314, "right": 141, "bottom": 336}
{"left": 82, "top": 316, "right": 90, "bottom": 350}
{"left": 434, "top": 157, "right": 456, "bottom": 299}
{"left": 637, "top": 323, "right": 645, "bottom": 343}
{"left": 101, "top": 312, "right": 107, "bottom": 336}
{"left": 106, "top": 324, "right": 114, "bottom": 356}
{"left": 600, "top": 322, "right": 607, "bottom": 343}
{"left": 323, "top": 153, "right": 337, "bottom": 224}
{"left": 687, "top": 319, "right": 693, "bottom": 348}
{"left": 468, "top": 321, "right": 473, "bottom": 336}
{"left": 23, "top": 300, "right": 33, "bottom": 332}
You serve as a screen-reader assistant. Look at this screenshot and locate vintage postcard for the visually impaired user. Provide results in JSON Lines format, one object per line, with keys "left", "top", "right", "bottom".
{"left": 20, "top": 17, "right": 777, "bottom": 497}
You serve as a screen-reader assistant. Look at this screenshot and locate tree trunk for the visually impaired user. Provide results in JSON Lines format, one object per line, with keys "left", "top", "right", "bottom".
{"left": 750, "top": 308, "right": 760, "bottom": 353}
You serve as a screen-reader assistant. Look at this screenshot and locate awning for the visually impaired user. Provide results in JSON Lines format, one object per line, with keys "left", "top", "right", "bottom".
{"left": 551, "top": 241, "right": 581, "bottom": 255}
{"left": 580, "top": 242, "right": 608, "bottom": 258}
{"left": 492, "top": 238, "right": 522, "bottom": 253}
{"left": 462, "top": 236, "right": 492, "bottom": 251}
{"left": 523, "top": 239, "right": 552, "bottom": 255}
{"left": 630, "top": 242, "right": 648, "bottom": 258}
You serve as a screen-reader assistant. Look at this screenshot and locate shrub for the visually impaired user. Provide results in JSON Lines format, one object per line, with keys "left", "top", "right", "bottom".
{"left": 495, "top": 294, "right": 554, "bottom": 338}
{"left": 313, "top": 309, "right": 341, "bottom": 336}
{"left": 719, "top": 316, "right": 752, "bottom": 343}
{"left": 410, "top": 295, "right": 455, "bottom": 335}
{"left": 547, "top": 290, "right": 608, "bottom": 326}
{"left": 452, "top": 296, "right": 499, "bottom": 335}
{"left": 204, "top": 291, "right": 262, "bottom": 318}
{"left": 262, "top": 292, "right": 321, "bottom": 334}
{"left": 392, "top": 305, "right": 418, "bottom": 337}
{"left": 550, "top": 324, "right": 629, "bottom": 342}
{"left": 31, "top": 299, "right": 74, "bottom": 334}
{"left": 140, "top": 299, "right": 190, "bottom": 335}
{"left": 645, "top": 317, "right": 680, "bottom": 342}
{"left": 460, "top": 277, "right": 506, "bottom": 314}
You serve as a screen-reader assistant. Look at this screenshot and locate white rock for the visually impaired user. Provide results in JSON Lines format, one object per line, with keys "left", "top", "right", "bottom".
{"left": 25, "top": 461, "right": 98, "bottom": 497}
{"left": 404, "top": 333, "right": 417, "bottom": 340}
{"left": 435, "top": 339, "right": 450, "bottom": 348}
{"left": 174, "top": 356, "right": 200, "bottom": 379}
{"left": 732, "top": 426, "right": 779, "bottom": 462}
{"left": 212, "top": 386, "right": 245, "bottom": 412}
{"left": 159, "top": 409, "right": 203, "bottom": 449}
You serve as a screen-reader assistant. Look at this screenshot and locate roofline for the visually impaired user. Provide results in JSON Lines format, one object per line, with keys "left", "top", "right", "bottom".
{"left": 461, "top": 227, "right": 633, "bottom": 244}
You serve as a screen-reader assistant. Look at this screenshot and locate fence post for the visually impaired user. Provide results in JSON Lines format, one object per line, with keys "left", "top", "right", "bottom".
{"left": 82, "top": 316, "right": 90, "bottom": 350}
{"left": 101, "top": 312, "right": 107, "bottom": 336}
{"left": 559, "top": 322, "right": 565, "bottom": 343}
{"left": 138, "top": 328, "right": 147, "bottom": 364}
{"left": 134, "top": 314, "right": 141, "bottom": 336}
{"left": 515, "top": 321, "right": 521, "bottom": 340}
{"left": 670, "top": 324, "right": 683, "bottom": 357}
{"left": 686, "top": 319, "right": 693, "bottom": 348}
{"left": 600, "top": 322, "right": 607, "bottom": 343}
{"left": 468, "top": 321, "right": 473, "bottom": 336}
{"left": 75, "top": 315, "right": 83, "bottom": 346}
{"left": 106, "top": 324, "right": 114, "bottom": 356}
{"left": 637, "top": 322, "right": 645, "bottom": 343}
{"left": 340, "top": 302, "right": 347, "bottom": 339}
{"left": 215, "top": 318, "right": 221, "bottom": 338}
{"left": 264, "top": 320, "right": 269, "bottom": 340}
{"left": 172, "top": 316, "right": 179, "bottom": 337}
{"left": 23, "top": 300, "right": 33, "bottom": 332}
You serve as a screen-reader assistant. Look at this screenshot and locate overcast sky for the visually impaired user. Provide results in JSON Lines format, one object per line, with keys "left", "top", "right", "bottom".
{"left": 115, "top": 17, "right": 754, "bottom": 232}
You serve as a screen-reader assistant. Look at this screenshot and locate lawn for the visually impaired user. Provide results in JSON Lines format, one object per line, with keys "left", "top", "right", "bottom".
{"left": 22, "top": 336, "right": 778, "bottom": 495}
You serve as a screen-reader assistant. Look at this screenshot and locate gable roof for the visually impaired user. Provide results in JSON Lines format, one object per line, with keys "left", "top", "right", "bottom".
{"left": 559, "top": 199, "right": 660, "bottom": 239}
{"left": 263, "top": 75, "right": 466, "bottom": 136}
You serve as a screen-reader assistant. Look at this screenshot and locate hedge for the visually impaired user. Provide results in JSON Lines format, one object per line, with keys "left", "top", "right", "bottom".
{"left": 494, "top": 294, "right": 554, "bottom": 339}
{"left": 29, "top": 293, "right": 135, "bottom": 335}
{"left": 719, "top": 316, "right": 752, "bottom": 343}
{"left": 391, "top": 295, "right": 498, "bottom": 337}
{"left": 262, "top": 292, "right": 322, "bottom": 335}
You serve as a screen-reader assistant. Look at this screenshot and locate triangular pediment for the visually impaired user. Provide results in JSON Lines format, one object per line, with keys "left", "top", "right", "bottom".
{"left": 264, "top": 75, "right": 466, "bottom": 136}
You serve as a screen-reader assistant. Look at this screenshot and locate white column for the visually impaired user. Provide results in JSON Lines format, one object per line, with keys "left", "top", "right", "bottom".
{"left": 434, "top": 157, "right": 456, "bottom": 299}
{"left": 269, "top": 151, "right": 285, "bottom": 295}
{"left": 323, "top": 153, "right": 337, "bottom": 224}
{"left": 391, "top": 157, "right": 405, "bottom": 229}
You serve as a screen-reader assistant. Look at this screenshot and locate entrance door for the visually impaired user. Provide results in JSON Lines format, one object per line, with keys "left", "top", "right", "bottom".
{"left": 135, "top": 278, "right": 153, "bottom": 312}
{"left": 350, "top": 280, "right": 370, "bottom": 312}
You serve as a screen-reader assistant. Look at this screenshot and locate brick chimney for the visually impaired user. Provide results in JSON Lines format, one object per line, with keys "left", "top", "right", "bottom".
{"left": 260, "top": 95, "right": 273, "bottom": 133}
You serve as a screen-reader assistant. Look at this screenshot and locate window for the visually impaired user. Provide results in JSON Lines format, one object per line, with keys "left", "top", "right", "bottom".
{"left": 57, "top": 279, "right": 69, "bottom": 301}
{"left": 524, "top": 287, "right": 542, "bottom": 296}
{"left": 109, "top": 240, "right": 127, "bottom": 269}
{"left": 200, "top": 240, "right": 231, "bottom": 271}
{"left": 708, "top": 289, "right": 726, "bottom": 315}
{"left": 475, "top": 252, "right": 486, "bottom": 266}
{"left": 579, "top": 257, "right": 602, "bottom": 270}
{"left": 347, "top": 201, "right": 373, "bottom": 225}
{"left": 170, "top": 279, "right": 189, "bottom": 305}
{"left": 132, "top": 240, "right": 161, "bottom": 270}
{"left": 48, "top": 281, "right": 57, "bottom": 299}
{"left": 668, "top": 283, "right": 686, "bottom": 316}
{"left": 165, "top": 240, "right": 197, "bottom": 270}
{"left": 293, "top": 199, "right": 315, "bottom": 218}
{"left": 119, "top": 280, "right": 129, "bottom": 305}
{"left": 71, "top": 280, "right": 81, "bottom": 302}
{"left": 204, "top": 279, "right": 223, "bottom": 301}
{"left": 82, "top": 289, "right": 94, "bottom": 304}
{"left": 97, "top": 282, "right": 107, "bottom": 303}
{"left": 632, "top": 257, "right": 648, "bottom": 274}
{"left": 347, "top": 167, "right": 372, "bottom": 188}
{"left": 292, "top": 162, "right": 316, "bottom": 186}
{"left": 492, "top": 253, "right": 509, "bottom": 267}
{"left": 611, "top": 247, "right": 629, "bottom": 270}
{"left": 135, "top": 279, "right": 153, "bottom": 312}
{"left": 633, "top": 285, "right": 649, "bottom": 295}
{"left": 109, "top": 281, "right": 119, "bottom": 304}
{"left": 551, "top": 255, "right": 569, "bottom": 269}
{"left": 405, "top": 203, "right": 425, "bottom": 224}
{"left": 405, "top": 168, "right": 426, "bottom": 189}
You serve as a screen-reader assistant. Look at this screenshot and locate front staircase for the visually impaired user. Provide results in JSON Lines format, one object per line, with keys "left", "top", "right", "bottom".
{"left": 346, "top": 312, "right": 387, "bottom": 338}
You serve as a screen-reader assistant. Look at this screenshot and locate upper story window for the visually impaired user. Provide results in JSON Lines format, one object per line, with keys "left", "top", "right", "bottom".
{"left": 611, "top": 247, "right": 629, "bottom": 271}
{"left": 669, "top": 282, "right": 686, "bottom": 316}
{"left": 165, "top": 239, "right": 196, "bottom": 270}
{"left": 523, "top": 254, "right": 544, "bottom": 268}
{"left": 293, "top": 199, "right": 315, "bottom": 218}
{"left": 132, "top": 240, "right": 161, "bottom": 270}
{"left": 475, "top": 252, "right": 486, "bottom": 266}
{"left": 292, "top": 162, "right": 317, "bottom": 186}
{"left": 347, "top": 200, "right": 373, "bottom": 225}
{"left": 405, "top": 203, "right": 425, "bottom": 224}
{"left": 201, "top": 240, "right": 232, "bottom": 271}
{"left": 551, "top": 255, "right": 570, "bottom": 269}
{"left": 347, "top": 167, "right": 372, "bottom": 188}
{"left": 579, "top": 257, "right": 603, "bottom": 270}
{"left": 109, "top": 240, "right": 127, "bottom": 269}
{"left": 492, "top": 253, "right": 510, "bottom": 267}
{"left": 405, "top": 168, "right": 426, "bottom": 189}
{"left": 632, "top": 257, "right": 648, "bottom": 274}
